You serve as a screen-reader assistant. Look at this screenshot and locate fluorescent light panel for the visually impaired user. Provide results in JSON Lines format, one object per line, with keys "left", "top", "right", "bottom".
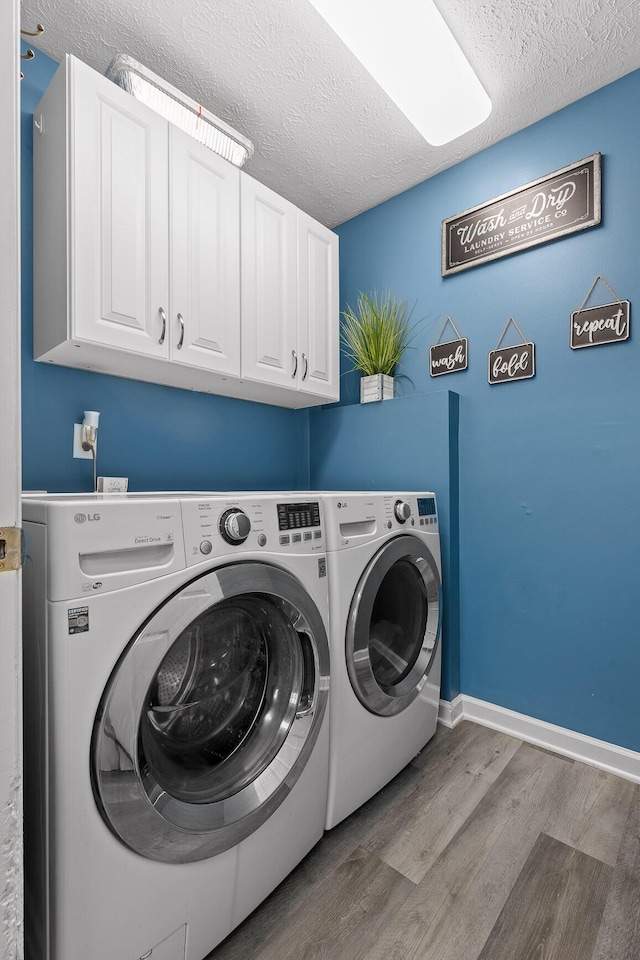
{"left": 307, "top": 0, "right": 491, "bottom": 146}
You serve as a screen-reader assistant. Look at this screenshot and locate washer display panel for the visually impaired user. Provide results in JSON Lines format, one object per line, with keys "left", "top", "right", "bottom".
{"left": 92, "top": 562, "right": 329, "bottom": 863}
{"left": 347, "top": 536, "right": 441, "bottom": 717}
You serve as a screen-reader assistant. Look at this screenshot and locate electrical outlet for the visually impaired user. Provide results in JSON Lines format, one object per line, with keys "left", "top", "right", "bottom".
{"left": 73, "top": 423, "right": 96, "bottom": 459}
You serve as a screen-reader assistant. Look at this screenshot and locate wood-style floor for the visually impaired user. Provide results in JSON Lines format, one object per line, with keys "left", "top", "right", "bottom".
{"left": 209, "top": 721, "right": 640, "bottom": 960}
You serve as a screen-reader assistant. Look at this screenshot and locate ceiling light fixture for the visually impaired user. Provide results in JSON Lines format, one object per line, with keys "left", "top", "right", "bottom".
{"left": 307, "top": 0, "right": 491, "bottom": 146}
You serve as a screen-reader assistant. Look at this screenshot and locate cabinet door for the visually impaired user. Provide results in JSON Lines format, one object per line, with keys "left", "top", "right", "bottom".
{"left": 297, "top": 211, "right": 340, "bottom": 401}
{"left": 169, "top": 127, "right": 240, "bottom": 375}
{"left": 241, "top": 174, "right": 298, "bottom": 387}
{"left": 71, "top": 57, "right": 169, "bottom": 357}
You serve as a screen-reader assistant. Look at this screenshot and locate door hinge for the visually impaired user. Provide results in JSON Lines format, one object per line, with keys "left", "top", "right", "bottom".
{"left": 0, "top": 527, "right": 25, "bottom": 572}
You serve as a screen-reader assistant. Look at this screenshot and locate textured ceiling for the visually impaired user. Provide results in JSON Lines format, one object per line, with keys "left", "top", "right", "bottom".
{"left": 20, "top": 0, "right": 640, "bottom": 227}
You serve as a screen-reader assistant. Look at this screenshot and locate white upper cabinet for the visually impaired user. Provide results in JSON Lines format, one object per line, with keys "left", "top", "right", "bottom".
{"left": 240, "top": 175, "right": 299, "bottom": 387}
{"left": 33, "top": 55, "right": 338, "bottom": 407}
{"left": 169, "top": 126, "right": 240, "bottom": 376}
{"left": 34, "top": 55, "right": 170, "bottom": 363}
{"left": 241, "top": 175, "right": 339, "bottom": 401}
{"left": 297, "top": 209, "right": 339, "bottom": 401}
{"left": 73, "top": 75, "right": 170, "bottom": 357}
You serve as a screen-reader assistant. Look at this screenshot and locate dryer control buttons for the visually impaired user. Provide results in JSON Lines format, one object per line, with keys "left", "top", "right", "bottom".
{"left": 199, "top": 540, "right": 213, "bottom": 555}
{"left": 257, "top": 534, "right": 267, "bottom": 547}
{"left": 394, "top": 499, "right": 411, "bottom": 523}
{"left": 219, "top": 508, "right": 251, "bottom": 545}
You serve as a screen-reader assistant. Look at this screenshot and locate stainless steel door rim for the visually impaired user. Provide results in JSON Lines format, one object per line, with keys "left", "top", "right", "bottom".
{"left": 92, "top": 561, "right": 329, "bottom": 863}
{"left": 346, "top": 536, "right": 441, "bottom": 717}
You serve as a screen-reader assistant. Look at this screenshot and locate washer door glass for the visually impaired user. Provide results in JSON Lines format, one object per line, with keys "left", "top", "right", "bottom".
{"left": 142, "top": 595, "right": 302, "bottom": 804}
{"left": 347, "top": 536, "right": 441, "bottom": 717}
{"left": 140, "top": 595, "right": 304, "bottom": 803}
{"left": 92, "top": 562, "right": 329, "bottom": 863}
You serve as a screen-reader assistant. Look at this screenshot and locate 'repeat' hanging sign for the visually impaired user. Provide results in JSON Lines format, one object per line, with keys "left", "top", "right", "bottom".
{"left": 430, "top": 317, "right": 468, "bottom": 377}
{"left": 570, "top": 276, "right": 631, "bottom": 349}
{"left": 488, "top": 318, "right": 535, "bottom": 385}
{"left": 442, "top": 154, "right": 601, "bottom": 277}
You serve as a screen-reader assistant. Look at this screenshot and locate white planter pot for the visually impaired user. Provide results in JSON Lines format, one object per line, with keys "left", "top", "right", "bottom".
{"left": 360, "top": 374, "right": 394, "bottom": 403}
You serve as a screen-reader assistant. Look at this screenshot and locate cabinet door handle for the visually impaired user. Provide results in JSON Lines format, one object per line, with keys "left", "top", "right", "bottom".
{"left": 291, "top": 349, "right": 298, "bottom": 378}
{"left": 158, "top": 307, "right": 166, "bottom": 345}
{"left": 302, "top": 353, "right": 308, "bottom": 380}
{"left": 177, "top": 313, "right": 185, "bottom": 349}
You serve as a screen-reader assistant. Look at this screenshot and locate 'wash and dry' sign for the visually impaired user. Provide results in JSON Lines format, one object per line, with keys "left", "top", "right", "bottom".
{"left": 442, "top": 154, "right": 601, "bottom": 276}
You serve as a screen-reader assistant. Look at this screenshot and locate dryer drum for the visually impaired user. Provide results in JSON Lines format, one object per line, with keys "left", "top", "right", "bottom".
{"left": 346, "top": 535, "right": 441, "bottom": 717}
{"left": 368, "top": 559, "right": 427, "bottom": 687}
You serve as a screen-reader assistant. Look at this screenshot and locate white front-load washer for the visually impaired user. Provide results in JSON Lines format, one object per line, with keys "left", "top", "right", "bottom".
{"left": 22, "top": 492, "right": 330, "bottom": 960}
{"left": 323, "top": 492, "right": 442, "bottom": 829}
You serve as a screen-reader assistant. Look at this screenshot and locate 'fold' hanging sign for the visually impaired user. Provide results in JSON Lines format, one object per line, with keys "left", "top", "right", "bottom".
{"left": 430, "top": 317, "right": 468, "bottom": 377}
{"left": 570, "top": 276, "right": 630, "bottom": 349}
{"left": 488, "top": 318, "right": 535, "bottom": 384}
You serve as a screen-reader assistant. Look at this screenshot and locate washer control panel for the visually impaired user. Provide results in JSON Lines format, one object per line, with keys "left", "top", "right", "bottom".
{"left": 181, "top": 496, "right": 325, "bottom": 565}
{"left": 219, "top": 508, "right": 251, "bottom": 545}
{"left": 276, "top": 500, "right": 322, "bottom": 547}
{"left": 277, "top": 500, "right": 321, "bottom": 532}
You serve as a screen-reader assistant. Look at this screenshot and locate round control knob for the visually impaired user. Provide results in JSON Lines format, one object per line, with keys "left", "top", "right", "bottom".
{"left": 199, "top": 540, "right": 213, "bottom": 555}
{"left": 257, "top": 534, "right": 267, "bottom": 547}
{"left": 394, "top": 499, "right": 411, "bottom": 524}
{"left": 219, "top": 508, "right": 251, "bottom": 545}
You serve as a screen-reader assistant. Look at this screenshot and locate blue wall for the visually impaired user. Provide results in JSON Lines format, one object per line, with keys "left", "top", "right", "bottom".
{"left": 314, "top": 70, "right": 640, "bottom": 751}
{"left": 21, "top": 48, "right": 309, "bottom": 494}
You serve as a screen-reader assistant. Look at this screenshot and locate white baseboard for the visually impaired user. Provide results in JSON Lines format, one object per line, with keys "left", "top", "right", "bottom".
{"left": 438, "top": 694, "right": 640, "bottom": 784}
{"left": 438, "top": 695, "right": 464, "bottom": 729}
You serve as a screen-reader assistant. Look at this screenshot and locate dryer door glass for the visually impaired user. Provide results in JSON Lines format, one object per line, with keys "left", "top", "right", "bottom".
{"left": 368, "top": 559, "right": 427, "bottom": 686}
{"left": 346, "top": 536, "right": 441, "bottom": 717}
{"left": 91, "top": 562, "right": 329, "bottom": 863}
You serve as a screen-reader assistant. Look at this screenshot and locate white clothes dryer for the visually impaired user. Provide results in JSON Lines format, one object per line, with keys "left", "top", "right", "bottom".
{"left": 22, "top": 492, "right": 330, "bottom": 960}
{"left": 323, "top": 492, "right": 442, "bottom": 829}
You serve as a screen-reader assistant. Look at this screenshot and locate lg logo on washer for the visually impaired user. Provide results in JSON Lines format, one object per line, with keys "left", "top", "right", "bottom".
{"left": 337, "top": 502, "right": 347, "bottom": 509}
{"left": 74, "top": 512, "right": 101, "bottom": 523}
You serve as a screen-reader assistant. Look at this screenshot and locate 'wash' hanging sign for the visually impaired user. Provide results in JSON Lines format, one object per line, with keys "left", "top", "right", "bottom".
{"left": 488, "top": 318, "right": 535, "bottom": 385}
{"left": 430, "top": 317, "right": 468, "bottom": 377}
{"left": 570, "top": 276, "right": 630, "bottom": 349}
